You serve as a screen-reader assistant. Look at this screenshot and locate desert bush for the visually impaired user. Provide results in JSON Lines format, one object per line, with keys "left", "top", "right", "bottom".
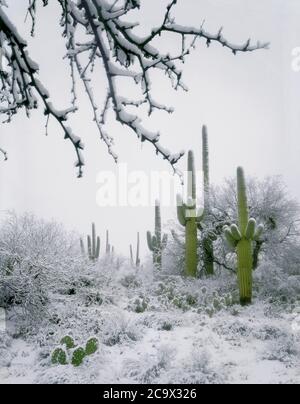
{"left": 0, "top": 212, "right": 87, "bottom": 322}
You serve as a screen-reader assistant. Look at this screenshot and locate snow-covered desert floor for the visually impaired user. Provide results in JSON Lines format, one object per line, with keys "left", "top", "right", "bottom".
{"left": 0, "top": 261, "right": 299, "bottom": 385}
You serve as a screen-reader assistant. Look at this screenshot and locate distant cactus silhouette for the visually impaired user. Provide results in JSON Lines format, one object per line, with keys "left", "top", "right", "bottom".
{"left": 80, "top": 223, "right": 100, "bottom": 261}
{"left": 147, "top": 201, "right": 168, "bottom": 270}
{"left": 130, "top": 232, "right": 141, "bottom": 267}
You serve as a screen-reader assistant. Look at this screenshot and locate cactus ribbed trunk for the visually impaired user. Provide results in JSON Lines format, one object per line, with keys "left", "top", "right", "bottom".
{"left": 155, "top": 204, "right": 162, "bottom": 267}
{"left": 202, "top": 126, "right": 214, "bottom": 275}
{"left": 202, "top": 126, "right": 210, "bottom": 211}
{"left": 236, "top": 167, "right": 253, "bottom": 305}
{"left": 237, "top": 239, "right": 253, "bottom": 305}
{"left": 223, "top": 168, "right": 263, "bottom": 306}
{"left": 147, "top": 202, "right": 168, "bottom": 270}
{"left": 186, "top": 151, "right": 198, "bottom": 277}
{"left": 185, "top": 217, "right": 198, "bottom": 277}
{"left": 237, "top": 167, "right": 248, "bottom": 234}
{"left": 176, "top": 151, "right": 201, "bottom": 277}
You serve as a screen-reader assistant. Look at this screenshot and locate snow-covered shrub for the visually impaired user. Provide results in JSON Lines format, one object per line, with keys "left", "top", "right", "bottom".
{"left": 0, "top": 212, "right": 87, "bottom": 323}
{"left": 0, "top": 331, "right": 13, "bottom": 368}
{"left": 263, "top": 334, "right": 300, "bottom": 364}
{"left": 101, "top": 311, "right": 142, "bottom": 346}
{"left": 124, "top": 345, "right": 175, "bottom": 384}
{"left": 178, "top": 350, "right": 226, "bottom": 384}
{"left": 254, "top": 261, "right": 300, "bottom": 302}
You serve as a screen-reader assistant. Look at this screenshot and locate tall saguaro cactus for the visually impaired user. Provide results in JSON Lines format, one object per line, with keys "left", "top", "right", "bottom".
{"left": 177, "top": 151, "right": 203, "bottom": 277}
{"left": 147, "top": 201, "right": 168, "bottom": 269}
{"left": 130, "top": 232, "right": 141, "bottom": 268}
{"left": 224, "top": 167, "right": 263, "bottom": 305}
{"left": 81, "top": 223, "right": 101, "bottom": 261}
{"left": 106, "top": 230, "right": 111, "bottom": 254}
{"left": 200, "top": 125, "right": 214, "bottom": 275}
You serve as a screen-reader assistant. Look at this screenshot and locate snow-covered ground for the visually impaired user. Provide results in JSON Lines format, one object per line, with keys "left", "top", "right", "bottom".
{"left": 0, "top": 261, "right": 299, "bottom": 385}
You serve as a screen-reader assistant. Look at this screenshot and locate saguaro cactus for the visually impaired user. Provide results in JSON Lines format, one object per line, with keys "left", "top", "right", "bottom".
{"left": 80, "top": 223, "right": 100, "bottom": 261}
{"left": 130, "top": 232, "right": 141, "bottom": 267}
{"left": 147, "top": 201, "right": 168, "bottom": 269}
{"left": 223, "top": 167, "right": 264, "bottom": 305}
{"left": 177, "top": 150, "right": 203, "bottom": 277}
{"left": 200, "top": 126, "right": 214, "bottom": 275}
{"left": 106, "top": 230, "right": 111, "bottom": 255}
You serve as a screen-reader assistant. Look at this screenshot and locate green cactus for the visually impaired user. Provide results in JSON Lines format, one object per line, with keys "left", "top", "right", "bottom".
{"left": 177, "top": 151, "right": 203, "bottom": 277}
{"left": 81, "top": 223, "right": 100, "bottom": 261}
{"left": 52, "top": 337, "right": 98, "bottom": 367}
{"left": 106, "top": 230, "right": 111, "bottom": 254}
{"left": 60, "top": 336, "right": 76, "bottom": 349}
{"left": 200, "top": 126, "right": 215, "bottom": 275}
{"left": 147, "top": 201, "right": 168, "bottom": 269}
{"left": 51, "top": 348, "right": 67, "bottom": 365}
{"left": 223, "top": 167, "right": 264, "bottom": 305}
{"left": 71, "top": 347, "right": 86, "bottom": 367}
{"left": 85, "top": 338, "right": 99, "bottom": 356}
{"left": 130, "top": 232, "right": 141, "bottom": 267}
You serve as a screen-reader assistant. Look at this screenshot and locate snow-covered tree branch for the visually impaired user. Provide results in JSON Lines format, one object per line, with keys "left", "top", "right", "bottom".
{"left": 0, "top": 0, "right": 269, "bottom": 176}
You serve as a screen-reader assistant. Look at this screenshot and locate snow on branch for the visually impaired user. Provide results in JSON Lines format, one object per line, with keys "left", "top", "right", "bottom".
{"left": 0, "top": 0, "right": 269, "bottom": 176}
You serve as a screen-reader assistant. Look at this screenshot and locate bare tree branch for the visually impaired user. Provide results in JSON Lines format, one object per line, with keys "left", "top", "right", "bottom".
{"left": 0, "top": 0, "right": 269, "bottom": 176}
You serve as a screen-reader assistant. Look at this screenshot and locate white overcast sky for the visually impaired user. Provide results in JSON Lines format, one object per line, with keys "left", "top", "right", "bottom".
{"left": 0, "top": 0, "right": 300, "bottom": 257}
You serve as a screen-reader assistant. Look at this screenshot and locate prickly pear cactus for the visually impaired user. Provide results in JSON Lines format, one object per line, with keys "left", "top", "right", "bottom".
{"left": 85, "top": 338, "right": 98, "bottom": 356}
{"left": 60, "top": 336, "right": 76, "bottom": 349}
{"left": 71, "top": 347, "right": 86, "bottom": 367}
{"left": 51, "top": 348, "right": 67, "bottom": 365}
{"left": 223, "top": 167, "right": 264, "bottom": 305}
{"left": 177, "top": 151, "right": 203, "bottom": 277}
{"left": 52, "top": 336, "right": 99, "bottom": 367}
{"left": 147, "top": 201, "right": 168, "bottom": 269}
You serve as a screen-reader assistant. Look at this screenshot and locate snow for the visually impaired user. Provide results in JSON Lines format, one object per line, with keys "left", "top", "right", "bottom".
{"left": 1, "top": 262, "right": 299, "bottom": 385}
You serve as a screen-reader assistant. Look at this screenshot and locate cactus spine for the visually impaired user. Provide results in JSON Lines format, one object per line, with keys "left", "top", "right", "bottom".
{"left": 201, "top": 126, "right": 214, "bottom": 275}
{"left": 147, "top": 201, "right": 168, "bottom": 269}
{"left": 130, "top": 232, "right": 141, "bottom": 267}
{"left": 81, "top": 223, "right": 100, "bottom": 261}
{"left": 177, "top": 151, "right": 203, "bottom": 277}
{"left": 223, "top": 167, "right": 264, "bottom": 305}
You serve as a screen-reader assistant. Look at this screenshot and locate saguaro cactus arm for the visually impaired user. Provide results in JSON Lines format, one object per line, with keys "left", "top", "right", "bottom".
{"left": 147, "top": 231, "right": 155, "bottom": 252}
